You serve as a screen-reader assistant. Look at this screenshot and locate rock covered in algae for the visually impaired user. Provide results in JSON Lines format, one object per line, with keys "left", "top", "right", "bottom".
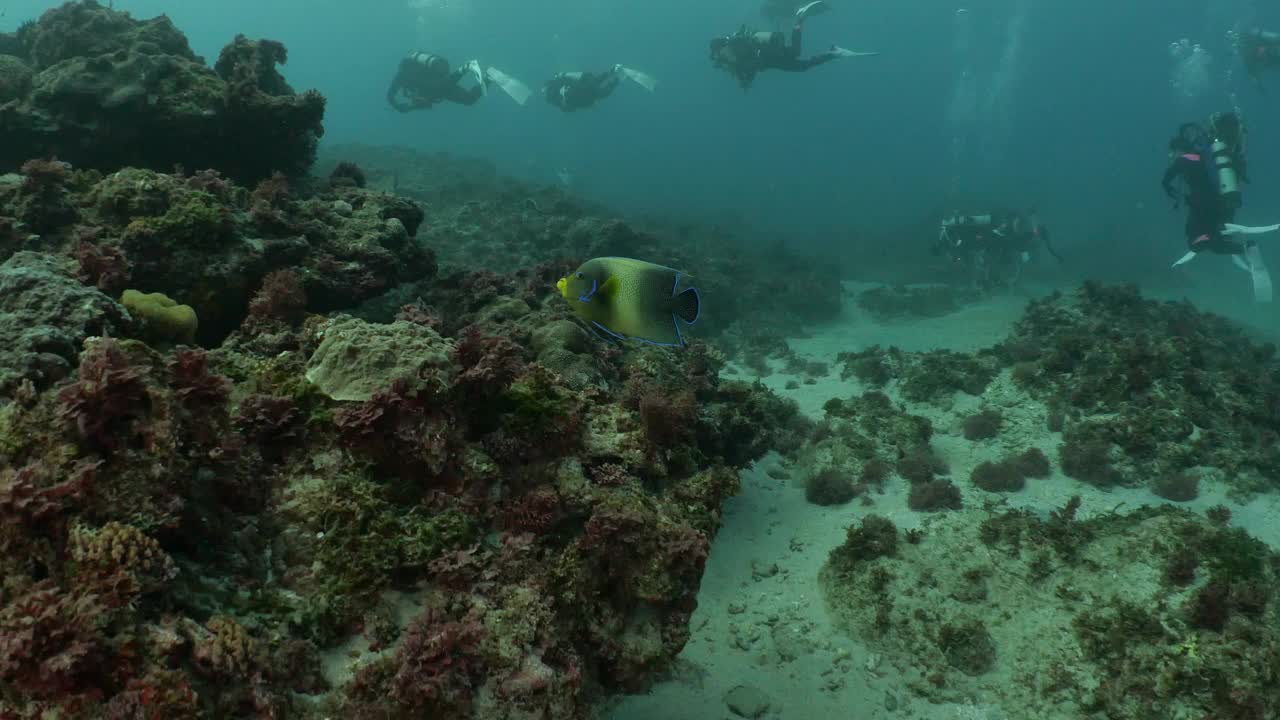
{"left": 304, "top": 316, "right": 455, "bottom": 401}
{"left": 0, "top": 250, "right": 128, "bottom": 393}
{"left": 1, "top": 0, "right": 325, "bottom": 183}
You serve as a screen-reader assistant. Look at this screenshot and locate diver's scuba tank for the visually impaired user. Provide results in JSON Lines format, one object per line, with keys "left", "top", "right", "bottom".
{"left": 939, "top": 213, "right": 992, "bottom": 252}
{"left": 1208, "top": 112, "right": 1245, "bottom": 210}
{"left": 941, "top": 214, "right": 992, "bottom": 229}
{"left": 1210, "top": 137, "right": 1241, "bottom": 209}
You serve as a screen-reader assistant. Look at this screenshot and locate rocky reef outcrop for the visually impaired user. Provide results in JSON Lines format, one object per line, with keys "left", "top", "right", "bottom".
{"left": 0, "top": 1, "right": 324, "bottom": 182}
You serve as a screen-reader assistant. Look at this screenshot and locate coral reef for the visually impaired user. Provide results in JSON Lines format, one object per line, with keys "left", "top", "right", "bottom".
{"left": 0, "top": 151, "right": 810, "bottom": 719}
{"left": 0, "top": 1, "right": 325, "bottom": 182}
{"left": 823, "top": 502, "right": 1280, "bottom": 717}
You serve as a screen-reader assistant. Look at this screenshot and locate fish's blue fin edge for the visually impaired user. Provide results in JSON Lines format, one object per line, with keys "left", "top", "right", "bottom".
{"left": 592, "top": 321, "right": 685, "bottom": 349}
{"left": 683, "top": 286, "right": 701, "bottom": 325}
{"left": 588, "top": 321, "right": 625, "bottom": 344}
{"left": 671, "top": 273, "right": 701, "bottom": 326}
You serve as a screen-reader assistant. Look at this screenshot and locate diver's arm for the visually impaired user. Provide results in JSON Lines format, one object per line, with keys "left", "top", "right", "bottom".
{"left": 1039, "top": 227, "right": 1064, "bottom": 263}
{"left": 387, "top": 78, "right": 408, "bottom": 112}
{"left": 387, "top": 62, "right": 414, "bottom": 112}
{"left": 1161, "top": 161, "right": 1182, "bottom": 205}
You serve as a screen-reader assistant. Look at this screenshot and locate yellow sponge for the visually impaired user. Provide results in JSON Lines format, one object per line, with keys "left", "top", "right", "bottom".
{"left": 121, "top": 289, "right": 198, "bottom": 345}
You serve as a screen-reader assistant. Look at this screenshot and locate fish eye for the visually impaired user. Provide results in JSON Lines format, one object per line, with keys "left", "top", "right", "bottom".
{"left": 576, "top": 272, "right": 584, "bottom": 279}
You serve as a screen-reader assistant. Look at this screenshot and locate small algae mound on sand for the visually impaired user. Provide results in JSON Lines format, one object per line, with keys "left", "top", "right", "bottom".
{"left": 856, "top": 284, "right": 982, "bottom": 321}
{"left": 121, "top": 289, "right": 197, "bottom": 344}
{"left": 304, "top": 316, "right": 455, "bottom": 401}
{"left": 821, "top": 500, "right": 1280, "bottom": 718}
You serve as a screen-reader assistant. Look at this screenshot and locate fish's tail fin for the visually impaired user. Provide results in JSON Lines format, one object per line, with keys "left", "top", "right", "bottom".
{"left": 672, "top": 287, "right": 700, "bottom": 324}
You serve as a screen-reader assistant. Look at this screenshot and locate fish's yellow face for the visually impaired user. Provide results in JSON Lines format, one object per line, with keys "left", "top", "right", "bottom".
{"left": 557, "top": 270, "right": 600, "bottom": 305}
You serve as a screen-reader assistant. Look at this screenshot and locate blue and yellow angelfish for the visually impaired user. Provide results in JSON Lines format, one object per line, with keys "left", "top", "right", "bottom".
{"left": 556, "top": 257, "right": 701, "bottom": 347}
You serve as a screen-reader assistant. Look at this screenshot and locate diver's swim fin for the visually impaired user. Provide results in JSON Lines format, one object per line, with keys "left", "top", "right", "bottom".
{"left": 795, "top": 1, "right": 829, "bottom": 20}
{"left": 616, "top": 65, "right": 657, "bottom": 92}
{"left": 829, "top": 45, "right": 880, "bottom": 58}
{"left": 1223, "top": 222, "right": 1280, "bottom": 236}
{"left": 484, "top": 67, "right": 532, "bottom": 105}
{"left": 1246, "top": 244, "right": 1273, "bottom": 303}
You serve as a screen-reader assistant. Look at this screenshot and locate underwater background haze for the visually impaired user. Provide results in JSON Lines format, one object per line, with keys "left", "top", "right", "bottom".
{"left": 6, "top": 0, "right": 1277, "bottom": 262}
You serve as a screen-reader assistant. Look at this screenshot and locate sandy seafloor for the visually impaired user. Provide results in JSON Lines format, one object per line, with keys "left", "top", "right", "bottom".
{"left": 603, "top": 279, "right": 1280, "bottom": 720}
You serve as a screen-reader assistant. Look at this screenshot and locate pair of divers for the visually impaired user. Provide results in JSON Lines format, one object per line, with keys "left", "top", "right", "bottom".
{"left": 932, "top": 210, "right": 1060, "bottom": 289}
{"left": 386, "top": 51, "right": 656, "bottom": 113}
{"left": 1162, "top": 111, "right": 1280, "bottom": 302}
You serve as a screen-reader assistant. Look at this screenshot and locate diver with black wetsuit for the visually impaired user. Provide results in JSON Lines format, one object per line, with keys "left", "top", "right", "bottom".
{"left": 1162, "top": 112, "right": 1279, "bottom": 302}
{"left": 387, "top": 51, "right": 532, "bottom": 111}
{"left": 1162, "top": 116, "right": 1248, "bottom": 257}
{"left": 386, "top": 52, "right": 485, "bottom": 111}
{"left": 542, "top": 65, "right": 656, "bottom": 112}
{"left": 709, "top": 1, "right": 876, "bottom": 90}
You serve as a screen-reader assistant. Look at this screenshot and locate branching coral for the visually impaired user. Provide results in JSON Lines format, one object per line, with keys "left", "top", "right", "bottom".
{"left": 246, "top": 269, "right": 307, "bottom": 326}
{"left": 333, "top": 378, "right": 452, "bottom": 479}
{"left": 74, "top": 231, "right": 130, "bottom": 293}
{"left": 452, "top": 326, "right": 529, "bottom": 402}
{"left": 805, "top": 467, "right": 860, "bottom": 506}
{"left": 389, "top": 608, "right": 487, "bottom": 713}
{"left": 962, "top": 409, "right": 1003, "bottom": 441}
{"left": 16, "top": 158, "right": 78, "bottom": 232}
{"left": 69, "top": 521, "right": 178, "bottom": 592}
{"left": 0, "top": 580, "right": 109, "bottom": 704}
{"left": 908, "top": 480, "right": 963, "bottom": 512}
{"left": 57, "top": 339, "right": 150, "bottom": 453}
{"left": 828, "top": 514, "right": 898, "bottom": 573}
{"left": 193, "top": 616, "right": 260, "bottom": 680}
{"left": 970, "top": 460, "right": 1025, "bottom": 492}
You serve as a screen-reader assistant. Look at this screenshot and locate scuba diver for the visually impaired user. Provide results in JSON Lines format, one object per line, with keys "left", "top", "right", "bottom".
{"left": 387, "top": 51, "right": 531, "bottom": 112}
{"left": 933, "top": 210, "right": 1060, "bottom": 289}
{"left": 1235, "top": 28, "right": 1280, "bottom": 87}
{"left": 709, "top": 0, "right": 878, "bottom": 90}
{"left": 1163, "top": 112, "right": 1277, "bottom": 302}
{"left": 542, "top": 65, "right": 656, "bottom": 112}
